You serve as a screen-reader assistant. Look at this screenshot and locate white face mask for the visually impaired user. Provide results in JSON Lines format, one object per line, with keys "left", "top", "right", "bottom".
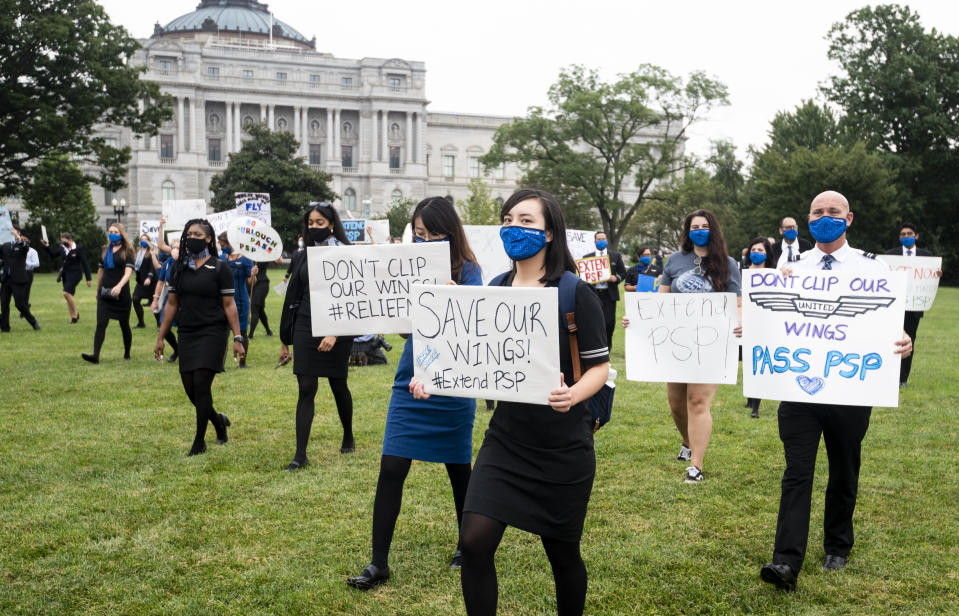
{"left": 298, "top": 240, "right": 305, "bottom": 249}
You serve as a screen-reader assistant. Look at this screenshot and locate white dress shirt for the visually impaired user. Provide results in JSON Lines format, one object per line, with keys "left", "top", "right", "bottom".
{"left": 791, "top": 241, "right": 888, "bottom": 274}
{"left": 25, "top": 247, "right": 40, "bottom": 271}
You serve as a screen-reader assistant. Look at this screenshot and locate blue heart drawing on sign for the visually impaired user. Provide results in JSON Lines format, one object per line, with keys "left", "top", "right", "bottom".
{"left": 796, "top": 375, "right": 825, "bottom": 395}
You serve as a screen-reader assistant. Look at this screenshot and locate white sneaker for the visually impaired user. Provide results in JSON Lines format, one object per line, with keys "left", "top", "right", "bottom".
{"left": 677, "top": 444, "right": 692, "bottom": 461}
{"left": 684, "top": 466, "right": 703, "bottom": 483}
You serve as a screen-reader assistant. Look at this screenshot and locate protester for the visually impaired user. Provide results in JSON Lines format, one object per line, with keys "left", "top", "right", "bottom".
{"left": 154, "top": 219, "right": 244, "bottom": 456}
{"left": 743, "top": 237, "right": 774, "bottom": 418}
{"left": 0, "top": 227, "right": 40, "bottom": 331}
{"left": 772, "top": 216, "right": 813, "bottom": 266}
{"left": 150, "top": 238, "right": 181, "bottom": 363}
{"left": 131, "top": 234, "right": 157, "bottom": 328}
{"left": 582, "top": 231, "right": 627, "bottom": 350}
{"left": 760, "top": 191, "right": 913, "bottom": 592}
{"left": 278, "top": 204, "right": 355, "bottom": 471}
{"left": 437, "top": 188, "right": 609, "bottom": 616}
{"left": 24, "top": 243, "right": 39, "bottom": 304}
{"left": 81, "top": 223, "right": 135, "bottom": 363}
{"left": 347, "top": 197, "right": 483, "bottom": 590}
{"left": 41, "top": 232, "right": 92, "bottom": 323}
{"left": 624, "top": 244, "right": 663, "bottom": 291}
{"left": 884, "top": 222, "right": 940, "bottom": 388}
{"left": 622, "top": 209, "right": 742, "bottom": 483}
{"left": 248, "top": 259, "right": 278, "bottom": 338}
{"left": 218, "top": 232, "right": 255, "bottom": 368}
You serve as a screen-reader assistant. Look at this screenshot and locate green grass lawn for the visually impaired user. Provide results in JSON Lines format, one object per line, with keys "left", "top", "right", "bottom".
{"left": 1, "top": 274, "right": 957, "bottom": 615}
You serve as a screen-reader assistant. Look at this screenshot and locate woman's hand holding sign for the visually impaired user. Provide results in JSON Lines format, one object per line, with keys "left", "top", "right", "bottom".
{"left": 548, "top": 374, "right": 573, "bottom": 413}
{"left": 409, "top": 376, "right": 431, "bottom": 400}
{"left": 318, "top": 335, "right": 337, "bottom": 352}
{"left": 895, "top": 332, "right": 913, "bottom": 358}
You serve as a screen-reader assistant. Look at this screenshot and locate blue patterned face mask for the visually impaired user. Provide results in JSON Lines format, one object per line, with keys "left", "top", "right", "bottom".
{"left": 500, "top": 226, "right": 547, "bottom": 261}
{"left": 749, "top": 252, "right": 767, "bottom": 265}
{"left": 108, "top": 233, "right": 122, "bottom": 244}
{"left": 899, "top": 236, "right": 916, "bottom": 248}
{"left": 639, "top": 256, "right": 652, "bottom": 266}
{"left": 783, "top": 229, "right": 798, "bottom": 241}
{"left": 808, "top": 216, "right": 847, "bottom": 244}
{"left": 689, "top": 229, "right": 710, "bottom": 247}
{"left": 595, "top": 240, "right": 608, "bottom": 251}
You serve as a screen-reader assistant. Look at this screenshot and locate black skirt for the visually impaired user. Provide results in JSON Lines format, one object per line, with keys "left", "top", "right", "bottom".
{"left": 291, "top": 312, "right": 351, "bottom": 378}
{"left": 62, "top": 272, "right": 83, "bottom": 295}
{"left": 177, "top": 325, "right": 229, "bottom": 373}
{"left": 464, "top": 406, "right": 596, "bottom": 542}
{"left": 250, "top": 277, "right": 270, "bottom": 305}
{"left": 96, "top": 287, "right": 132, "bottom": 321}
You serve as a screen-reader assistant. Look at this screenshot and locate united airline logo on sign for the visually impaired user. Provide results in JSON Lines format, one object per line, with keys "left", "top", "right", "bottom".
{"left": 748, "top": 292, "right": 895, "bottom": 319}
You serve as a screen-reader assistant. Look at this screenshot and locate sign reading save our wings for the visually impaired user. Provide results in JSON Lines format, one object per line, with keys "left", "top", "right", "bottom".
{"left": 742, "top": 269, "right": 906, "bottom": 407}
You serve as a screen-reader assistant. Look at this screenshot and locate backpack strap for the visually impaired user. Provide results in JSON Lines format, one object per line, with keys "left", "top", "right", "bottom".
{"left": 558, "top": 271, "right": 582, "bottom": 382}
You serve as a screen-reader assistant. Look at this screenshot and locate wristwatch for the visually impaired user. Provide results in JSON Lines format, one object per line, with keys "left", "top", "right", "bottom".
{"left": 233, "top": 335, "right": 244, "bottom": 342}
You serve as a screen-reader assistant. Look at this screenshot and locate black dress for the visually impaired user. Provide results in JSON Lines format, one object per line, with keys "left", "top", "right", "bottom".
{"left": 168, "top": 259, "right": 234, "bottom": 373}
{"left": 291, "top": 256, "right": 352, "bottom": 378}
{"left": 131, "top": 250, "right": 156, "bottom": 301}
{"left": 96, "top": 249, "right": 134, "bottom": 321}
{"left": 45, "top": 243, "right": 92, "bottom": 294}
{"left": 463, "top": 274, "right": 610, "bottom": 541}
{"left": 250, "top": 261, "right": 270, "bottom": 305}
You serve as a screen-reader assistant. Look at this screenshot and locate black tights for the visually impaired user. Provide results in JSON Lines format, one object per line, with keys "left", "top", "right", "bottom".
{"left": 460, "top": 513, "right": 587, "bottom": 616}
{"left": 370, "top": 455, "right": 471, "bottom": 568}
{"left": 293, "top": 374, "right": 353, "bottom": 464}
{"left": 249, "top": 302, "right": 271, "bottom": 336}
{"left": 92, "top": 316, "right": 132, "bottom": 359}
{"left": 132, "top": 296, "right": 148, "bottom": 326}
{"left": 180, "top": 369, "right": 219, "bottom": 446}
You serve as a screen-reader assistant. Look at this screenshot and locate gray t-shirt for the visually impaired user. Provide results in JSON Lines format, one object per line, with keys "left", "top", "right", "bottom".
{"left": 661, "top": 251, "right": 742, "bottom": 296}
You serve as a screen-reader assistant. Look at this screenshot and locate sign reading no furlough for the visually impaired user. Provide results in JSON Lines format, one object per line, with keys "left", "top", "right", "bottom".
{"left": 308, "top": 243, "right": 452, "bottom": 336}
{"left": 412, "top": 284, "right": 560, "bottom": 404}
{"left": 742, "top": 270, "right": 906, "bottom": 407}
{"left": 882, "top": 255, "right": 942, "bottom": 312}
{"left": 624, "top": 292, "right": 740, "bottom": 384}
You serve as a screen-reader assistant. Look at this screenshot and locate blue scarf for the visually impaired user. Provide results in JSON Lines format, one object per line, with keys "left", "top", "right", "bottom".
{"left": 104, "top": 245, "right": 119, "bottom": 269}
{"left": 188, "top": 248, "right": 210, "bottom": 270}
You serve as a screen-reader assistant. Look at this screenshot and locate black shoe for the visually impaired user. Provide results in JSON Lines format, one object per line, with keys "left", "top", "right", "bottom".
{"left": 166, "top": 352, "right": 178, "bottom": 363}
{"left": 751, "top": 406, "right": 759, "bottom": 418}
{"left": 215, "top": 414, "right": 231, "bottom": 444}
{"left": 450, "top": 549, "right": 463, "bottom": 570}
{"left": 71, "top": 314, "right": 79, "bottom": 324}
{"left": 899, "top": 382, "right": 907, "bottom": 389}
{"left": 123, "top": 353, "right": 131, "bottom": 360}
{"left": 340, "top": 437, "right": 355, "bottom": 454}
{"left": 760, "top": 563, "right": 797, "bottom": 591}
{"left": 823, "top": 555, "right": 846, "bottom": 571}
{"left": 135, "top": 323, "right": 146, "bottom": 329}
{"left": 187, "top": 440, "right": 207, "bottom": 456}
{"left": 285, "top": 459, "right": 309, "bottom": 472}
{"left": 347, "top": 564, "right": 390, "bottom": 590}
{"left": 32, "top": 321, "right": 40, "bottom": 330}
{"left": 265, "top": 330, "right": 273, "bottom": 337}
{"left": 81, "top": 353, "right": 99, "bottom": 364}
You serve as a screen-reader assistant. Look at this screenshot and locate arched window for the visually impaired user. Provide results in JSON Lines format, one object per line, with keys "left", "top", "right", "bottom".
{"left": 390, "top": 189, "right": 403, "bottom": 204}
{"left": 161, "top": 180, "right": 175, "bottom": 202}
{"left": 344, "top": 188, "right": 356, "bottom": 212}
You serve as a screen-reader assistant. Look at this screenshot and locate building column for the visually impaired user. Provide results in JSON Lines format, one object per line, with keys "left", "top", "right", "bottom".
{"left": 260, "top": 104, "right": 266, "bottom": 122}
{"left": 268, "top": 104, "right": 275, "bottom": 131}
{"left": 333, "top": 108, "right": 340, "bottom": 161}
{"left": 193, "top": 99, "right": 205, "bottom": 154}
{"left": 405, "top": 111, "right": 413, "bottom": 163}
{"left": 326, "top": 108, "right": 334, "bottom": 160}
{"left": 371, "top": 111, "right": 379, "bottom": 162}
{"left": 176, "top": 97, "right": 185, "bottom": 154}
{"left": 380, "top": 110, "right": 388, "bottom": 162}
{"left": 140, "top": 98, "right": 149, "bottom": 150}
{"left": 417, "top": 112, "right": 426, "bottom": 164}
{"left": 301, "top": 107, "right": 309, "bottom": 157}
{"left": 225, "top": 102, "right": 233, "bottom": 155}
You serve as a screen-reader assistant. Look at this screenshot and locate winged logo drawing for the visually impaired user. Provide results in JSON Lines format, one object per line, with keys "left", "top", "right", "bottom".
{"left": 749, "top": 292, "right": 895, "bottom": 319}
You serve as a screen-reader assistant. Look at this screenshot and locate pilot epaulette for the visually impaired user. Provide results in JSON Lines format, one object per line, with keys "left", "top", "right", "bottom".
{"left": 862, "top": 252, "right": 877, "bottom": 259}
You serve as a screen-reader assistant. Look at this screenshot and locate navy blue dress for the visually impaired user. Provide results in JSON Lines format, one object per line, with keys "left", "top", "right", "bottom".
{"left": 382, "top": 261, "right": 482, "bottom": 464}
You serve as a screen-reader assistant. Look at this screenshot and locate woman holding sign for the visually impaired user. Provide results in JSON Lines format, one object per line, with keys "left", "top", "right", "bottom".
{"left": 623, "top": 209, "right": 741, "bottom": 483}
{"left": 624, "top": 244, "right": 662, "bottom": 292}
{"left": 131, "top": 234, "right": 157, "bottom": 328}
{"left": 81, "top": 224, "right": 135, "bottom": 364}
{"left": 413, "top": 189, "right": 609, "bottom": 616}
{"left": 154, "top": 219, "right": 244, "bottom": 456}
{"left": 40, "top": 232, "right": 92, "bottom": 323}
{"left": 743, "top": 237, "right": 774, "bottom": 418}
{"left": 278, "top": 203, "right": 355, "bottom": 471}
{"left": 346, "top": 197, "right": 482, "bottom": 590}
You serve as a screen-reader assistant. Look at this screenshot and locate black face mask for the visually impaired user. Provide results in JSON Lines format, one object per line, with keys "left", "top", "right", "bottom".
{"left": 184, "top": 238, "right": 208, "bottom": 256}
{"left": 309, "top": 227, "right": 333, "bottom": 245}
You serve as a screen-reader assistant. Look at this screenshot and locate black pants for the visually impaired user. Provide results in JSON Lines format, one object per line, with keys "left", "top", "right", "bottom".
{"left": 598, "top": 294, "right": 616, "bottom": 351}
{"left": 772, "top": 401, "right": 871, "bottom": 574}
{"left": 901, "top": 311, "right": 922, "bottom": 384}
{"left": 0, "top": 281, "right": 37, "bottom": 330}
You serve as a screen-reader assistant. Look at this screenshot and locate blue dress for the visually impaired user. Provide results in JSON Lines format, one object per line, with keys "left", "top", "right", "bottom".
{"left": 382, "top": 261, "right": 482, "bottom": 464}
{"left": 223, "top": 252, "right": 254, "bottom": 331}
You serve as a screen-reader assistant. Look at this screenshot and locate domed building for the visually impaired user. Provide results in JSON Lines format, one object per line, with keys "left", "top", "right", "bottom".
{"left": 82, "top": 1, "right": 524, "bottom": 230}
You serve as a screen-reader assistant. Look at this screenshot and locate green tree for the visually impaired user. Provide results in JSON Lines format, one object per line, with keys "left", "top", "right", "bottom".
{"left": 764, "top": 100, "right": 849, "bottom": 156}
{"left": 375, "top": 196, "right": 417, "bottom": 239}
{"left": 480, "top": 64, "right": 729, "bottom": 248}
{"left": 823, "top": 4, "right": 959, "bottom": 277}
{"left": 456, "top": 178, "right": 500, "bottom": 226}
{"left": 209, "top": 123, "right": 335, "bottom": 245}
{"left": 20, "top": 153, "right": 105, "bottom": 266}
{"left": 0, "top": 0, "right": 171, "bottom": 196}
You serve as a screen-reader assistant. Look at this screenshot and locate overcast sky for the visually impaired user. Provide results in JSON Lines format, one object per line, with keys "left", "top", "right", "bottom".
{"left": 98, "top": 0, "right": 959, "bottom": 162}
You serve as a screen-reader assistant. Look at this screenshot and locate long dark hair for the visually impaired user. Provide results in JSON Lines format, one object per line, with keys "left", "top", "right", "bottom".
{"left": 680, "top": 208, "right": 731, "bottom": 291}
{"left": 748, "top": 236, "right": 774, "bottom": 269}
{"left": 500, "top": 188, "right": 576, "bottom": 283}
{"left": 302, "top": 202, "right": 351, "bottom": 246}
{"left": 170, "top": 218, "right": 218, "bottom": 287}
{"left": 410, "top": 196, "right": 479, "bottom": 283}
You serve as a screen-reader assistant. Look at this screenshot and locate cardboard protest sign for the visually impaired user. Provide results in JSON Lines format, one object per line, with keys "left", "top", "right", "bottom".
{"left": 41, "top": 225, "right": 48, "bottom": 244}
{"left": 634, "top": 273, "right": 659, "bottom": 293}
{"left": 273, "top": 280, "right": 289, "bottom": 297}
{"left": 162, "top": 199, "right": 206, "bottom": 230}
{"left": 0, "top": 205, "right": 15, "bottom": 244}
{"left": 742, "top": 270, "right": 906, "bottom": 407}
{"left": 412, "top": 284, "right": 560, "bottom": 404}
{"left": 308, "top": 243, "right": 452, "bottom": 336}
{"left": 882, "top": 255, "right": 942, "bottom": 312}
{"left": 564, "top": 228, "right": 596, "bottom": 261}
{"left": 576, "top": 255, "right": 611, "bottom": 284}
{"left": 205, "top": 210, "right": 236, "bottom": 238}
{"left": 625, "top": 292, "right": 739, "bottom": 384}
{"left": 342, "top": 219, "right": 367, "bottom": 243}
{"left": 139, "top": 220, "right": 161, "bottom": 244}
{"left": 368, "top": 219, "right": 390, "bottom": 244}
{"left": 234, "top": 192, "right": 271, "bottom": 225}
{"left": 226, "top": 216, "right": 283, "bottom": 262}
